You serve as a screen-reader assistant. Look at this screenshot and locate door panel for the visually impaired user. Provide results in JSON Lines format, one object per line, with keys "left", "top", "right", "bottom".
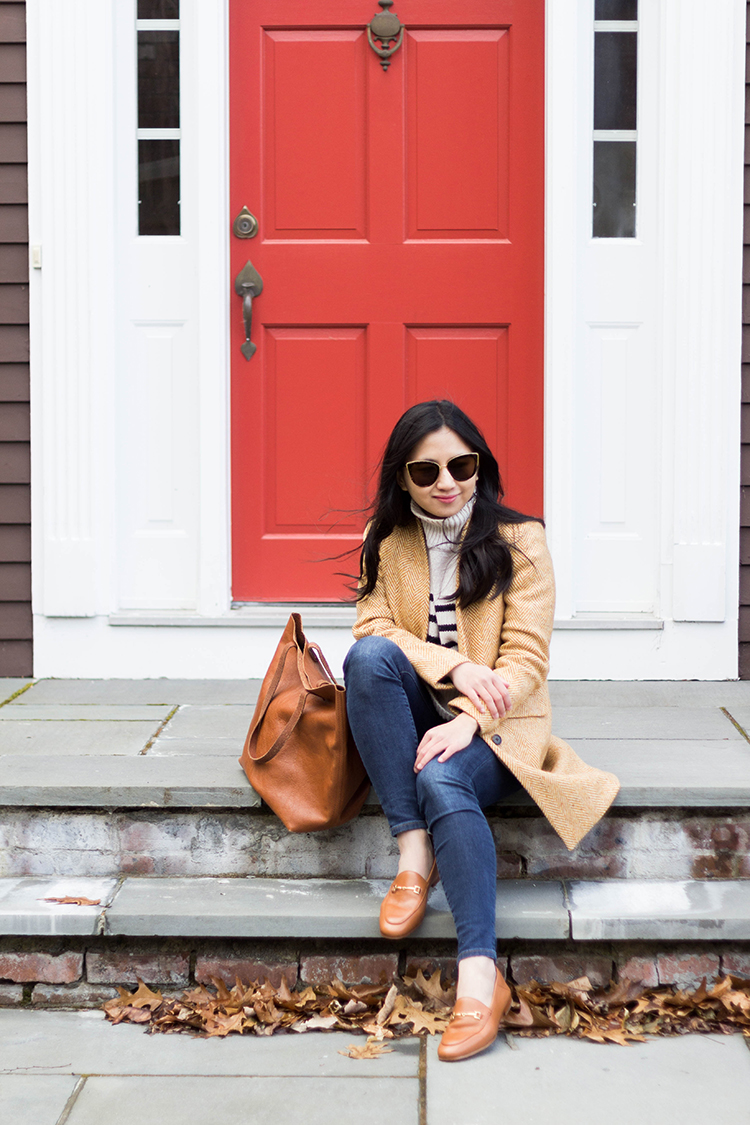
{"left": 230, "top": 0, "right": 544, "bottom": 601}
{"left": 407, "top": 30, "right": 509, "bottom": 239}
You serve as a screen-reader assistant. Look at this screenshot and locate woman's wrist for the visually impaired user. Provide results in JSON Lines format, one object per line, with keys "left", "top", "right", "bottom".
{"left": 453, "top": 712, "right": 480, "bottom": 735}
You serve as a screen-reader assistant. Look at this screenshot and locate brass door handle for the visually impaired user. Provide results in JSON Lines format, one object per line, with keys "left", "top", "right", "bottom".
{"left": 234, "top": 260, "right": 264, "bottom": 360}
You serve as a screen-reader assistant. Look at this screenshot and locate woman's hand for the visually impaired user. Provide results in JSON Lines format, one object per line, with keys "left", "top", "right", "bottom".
{"left": 449, "top": 662, "right": 511, "bottom": 719}
{"left": 414, "top": 713, "right": 480, "bottom": 771}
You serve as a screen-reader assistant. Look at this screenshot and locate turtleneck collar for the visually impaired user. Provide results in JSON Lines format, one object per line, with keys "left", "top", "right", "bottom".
{"left": 410, "top": 494, "right": 476, "bottom": 546}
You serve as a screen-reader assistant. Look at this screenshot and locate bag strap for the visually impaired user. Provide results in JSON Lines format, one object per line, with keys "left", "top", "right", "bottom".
{"left": 246, "top": 641, "right": 310, "bottom": 764}
{"left": 246, "top": 689, "right": 309, "bottom": 764}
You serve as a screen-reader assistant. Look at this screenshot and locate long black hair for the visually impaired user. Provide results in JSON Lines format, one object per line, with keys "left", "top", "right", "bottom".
{"left": 358, "top": 400, "right": 541, "bottom": 607}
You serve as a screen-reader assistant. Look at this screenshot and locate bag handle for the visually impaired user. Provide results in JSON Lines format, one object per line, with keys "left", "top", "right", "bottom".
{"left": 246, "top": 688, "right": 309, "bottom": 764}
{"left": 246, "top": 640, "right": 310, "bottom": 764}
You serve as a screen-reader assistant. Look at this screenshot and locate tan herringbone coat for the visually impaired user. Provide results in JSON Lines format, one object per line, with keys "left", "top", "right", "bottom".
{"left": 353, "top": 518, "right": 619, "bottom": 850}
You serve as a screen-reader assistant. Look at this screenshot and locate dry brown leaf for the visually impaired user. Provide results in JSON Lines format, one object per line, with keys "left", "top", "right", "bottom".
{"left": 300, "top": 1014, "right": 339, "bottom": 1031}
{"left": 338, "top": 1037, "right": 394, "bottom": 1059}
{"left": 387, "top": 994, "right": 449, "bottom": 1035}
{"left": 376, "top": 983, "right": 399, "bottom": 1026}
{"left": 42, "top": 896, "right": 101, "bottom": 906}
{"left": 404, "top": 968, "right": 455, "bottom": 1009}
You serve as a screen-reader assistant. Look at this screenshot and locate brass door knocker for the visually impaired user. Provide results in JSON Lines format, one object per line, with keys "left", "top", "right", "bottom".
{"left": 367, "top": 0, "right": 404, "bottom": 71}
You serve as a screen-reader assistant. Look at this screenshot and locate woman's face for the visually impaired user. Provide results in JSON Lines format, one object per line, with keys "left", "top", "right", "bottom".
{"left": 398, "top": 426, "right": 478, "bottom": 519}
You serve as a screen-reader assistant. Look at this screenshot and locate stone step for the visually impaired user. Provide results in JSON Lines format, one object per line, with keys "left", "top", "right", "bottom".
{"left": 3, "top": 679, "right": 750, "bottom": 882}
{"left": 2, "top": 875, "right": 750, "bottom": 943}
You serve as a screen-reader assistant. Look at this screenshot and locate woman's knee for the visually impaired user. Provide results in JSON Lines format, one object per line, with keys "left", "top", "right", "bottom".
{"left": 416, "top": 759, "right": 478, "bottom": 825}
{"left": 343, "top": 635, "right": 403, "bottom": 682}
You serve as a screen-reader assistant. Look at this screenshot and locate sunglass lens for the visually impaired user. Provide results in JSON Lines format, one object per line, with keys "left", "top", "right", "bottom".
{"left": 407, "top": 461, "right": 439, "bottom": 487}
{"left": 448, "top": 455, "right": 478, "bottom": 481}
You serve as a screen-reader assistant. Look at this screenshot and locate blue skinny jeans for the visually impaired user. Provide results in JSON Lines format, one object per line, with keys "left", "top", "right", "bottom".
{"left": 343, "top": 635, "right": 520, "bottom": 962}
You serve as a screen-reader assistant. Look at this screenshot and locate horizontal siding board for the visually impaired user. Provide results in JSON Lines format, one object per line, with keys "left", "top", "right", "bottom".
{"left": 0, "top": 123, "right": 25, "bottom": 162}
{"left": 0, "top": 3, "right": 25, "bottom": 42}
{"left": 743, "top": 365, "right": 750, "bottom": 403}
{"left": 0, "top": 561, "right": 30, "bottom": 600}
{"left": 0, "top": 523, "right": 29, "bottom": 560}
{"left": 0, "top": 283, "right": 27, "bottom": 323}
{"left": 742, "top": 486, "right": 750, "bottom": 526}
{"left": 0, "top": 44, "right": 25, "bottom": 81}
{"left": 741, "top": 565, "right": 750, "bottom": 604}
{"left": 742, "top": 527, "right": 750, "bottom": 565}
{"left": 742, "top": 442, "right": 750, "bottom": 487}
{"left": 0, "top": 324, "right": 28, "bottom": 361}
{"left": 0, "top": 203, "right": 27, "bottom": 240}
{"left": 0, "top": 83, "right": 25, "bottom": 120}
{"left": 0, "top": 600, "right": 32, "bottom": 638}
{"left": 0, "top": 163, "right": 27, "bottom": 202}
{"left": 0, "top": 440, "right": 28, "bottom": 482}
{"left": 0, "top": 363, "right": 29, "bottom": 401}
{"left": 740, "top": 604, "right": 750, "bottom": 643}
{"left": 744, "top": 323, "right": 750, "bottom": 363}
{"left": 0, "top": 639, "right": 31, "bottom": 677}
{"left": 0, "top": 483, "right": 28, "bottom": 521}
{"left": 0, "top": 244, "right": 27, "bottom": 282}
{"left": 0, "top": 402, "right": 28, "bottom": 440}
{"left": 740, "top": 642, "right": 750, "bottom": 679}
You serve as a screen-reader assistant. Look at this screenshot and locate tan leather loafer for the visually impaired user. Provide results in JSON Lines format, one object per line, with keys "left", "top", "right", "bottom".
{"left": 437, "top": 967, "right": 512, "bottom": 1062}
{"left": 379, "top": 858, "right": 438, "bottom": 939}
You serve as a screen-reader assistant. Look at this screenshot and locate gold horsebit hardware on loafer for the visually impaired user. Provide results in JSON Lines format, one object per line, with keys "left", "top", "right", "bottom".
{"left": 391, "top": 883, "right": 424, "bottom": 894}
{"left": 448, "top": 1011, "right": 484, "bottom": 1022}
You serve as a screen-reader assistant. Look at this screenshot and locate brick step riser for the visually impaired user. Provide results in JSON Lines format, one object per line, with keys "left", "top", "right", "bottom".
{"left": 2, "top": 808, "right": 749, "bottom": 881}
{"left": 2, "top": 934, "right": 749, "bottom": 1010}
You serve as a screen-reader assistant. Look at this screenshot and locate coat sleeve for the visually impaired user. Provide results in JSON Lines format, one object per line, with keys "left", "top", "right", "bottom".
{"left": 449, "top": 520, "right": 554, "bottom": 733}
{"left": 352, "top": 539, "right": 469, "bottom": 690}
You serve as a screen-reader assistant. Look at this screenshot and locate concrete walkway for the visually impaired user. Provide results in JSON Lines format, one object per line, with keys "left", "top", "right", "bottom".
{"left": 1, "top": 1009, "right": 749, "bottom": 1125}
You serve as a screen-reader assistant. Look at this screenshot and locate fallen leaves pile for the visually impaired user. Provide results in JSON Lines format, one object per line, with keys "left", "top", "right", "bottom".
{"left": 103, "top": 970, "right": 750, "bottom": 1052}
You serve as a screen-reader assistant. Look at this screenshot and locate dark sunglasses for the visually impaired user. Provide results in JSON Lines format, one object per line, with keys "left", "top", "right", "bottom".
{"left": 404, "top": 452, "right": 479, "bottom": 488}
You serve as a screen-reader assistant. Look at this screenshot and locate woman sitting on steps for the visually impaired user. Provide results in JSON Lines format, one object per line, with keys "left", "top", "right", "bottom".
{"left": 343, "top": 399, "right": 619, "bottom": 1062}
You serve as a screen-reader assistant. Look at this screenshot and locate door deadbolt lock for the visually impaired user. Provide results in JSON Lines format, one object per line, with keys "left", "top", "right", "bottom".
{"left": 233, "top": 206, "right": 259, "bottom": 239}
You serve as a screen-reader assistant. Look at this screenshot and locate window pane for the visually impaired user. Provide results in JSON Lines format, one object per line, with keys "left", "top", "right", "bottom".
{"left": 595, "top": 0, "right": 637, "bottom": 18}
{"left": 139, "top": 139, "right": 180, "bottom": 235}
{"left": 138, "top": 31, "right": 179, "bottom": 129}
{"left": 138, "top": 0, "right": 179, "bottom": 16}
{"left": 593, "top": 141, "right": 636, "bottom": 237}
{"left": 594, "top": 32, "right": 637, "bottom": 131}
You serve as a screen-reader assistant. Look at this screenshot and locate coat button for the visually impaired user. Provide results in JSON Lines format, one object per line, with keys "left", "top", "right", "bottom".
{"left": 492, "top": 734, "right": 502, "bottom": 745}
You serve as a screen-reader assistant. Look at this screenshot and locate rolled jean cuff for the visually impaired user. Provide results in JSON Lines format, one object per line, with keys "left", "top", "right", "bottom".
{"left": 456, "top": 947, "right": 498, "bottom": 964}
{"left": 387, "top": 818, "right": 428, "bottom": 837}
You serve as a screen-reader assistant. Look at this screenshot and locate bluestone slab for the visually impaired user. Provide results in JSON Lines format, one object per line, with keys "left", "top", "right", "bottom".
{"left": 721, "top": 706, "right": 750, "bottom": 738}
{"left": 0, "top": 679, "right": 34, "bottom": 704}
{"left": 0, "top": 877, "right": 117, "bottom": 935}
{"left": 566, "top": 738, "right": 750, "bottom": 805}
{"left": 17, "top": 680, "right": 262, "bottom": 705}
{"left": 568, "top": 878, "right": 750, "bottom": 940}
{"left": 105, "top": 877, "right": 569, "bottom": 939}
{"left": 0, "top": 706, "right": 174, "bottom": 721}
{"left": 156, "top": 705, "right": 255, "bottom": 741}
{"left": 0, "top": 722, "right": 161, "bottom": 756}
{"left": 65, "top": 1076, "right": 419, "bottom": 1125}
{"left": 553, "top": 706, "right": 741, "bottom": 740}
{"left": 0, "top": 1010, "right": 419, "bottom": 1077}
{"left": 0, "top": 755, "right": 260, "bottom": 807}
{"left": 426, "top": 1032, "right": 750, "bottom": 1125}
{"left": 0, "top": 1076, "right": 80, "bottom": 1125}
{"left": 146, "top": 738, "right": 244, "bottom": 756}
{"left": 2, "top": 740, "right": 748, "bottom": 807}
{"left": 548, "top": 680, "right": 750, "bottom": 707}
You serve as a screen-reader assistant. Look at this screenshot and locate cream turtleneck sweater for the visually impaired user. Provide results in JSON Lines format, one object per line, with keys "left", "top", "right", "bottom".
{"left": 410, "top": 494, "right": 475, "bottom": 717}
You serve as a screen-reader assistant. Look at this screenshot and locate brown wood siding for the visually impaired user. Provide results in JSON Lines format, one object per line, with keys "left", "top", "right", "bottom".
{"left": 0, "top": 0, "right": 30, "bottom": 677}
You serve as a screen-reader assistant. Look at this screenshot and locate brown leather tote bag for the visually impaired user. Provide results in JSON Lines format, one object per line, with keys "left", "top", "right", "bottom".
{"left": 239, "top": 613, "right": 370, "bottom": 832}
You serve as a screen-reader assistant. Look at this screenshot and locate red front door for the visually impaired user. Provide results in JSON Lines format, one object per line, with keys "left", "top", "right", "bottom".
{"left": 230, "top": 0, "right": 544, "bottom": 602}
